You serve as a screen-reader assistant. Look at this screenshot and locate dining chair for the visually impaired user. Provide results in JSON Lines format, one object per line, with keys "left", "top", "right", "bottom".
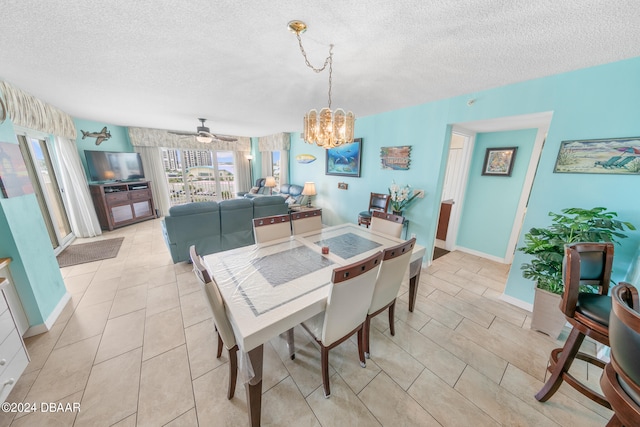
{"left": 358, "top": 192, "right": 390, "bottom": 228}
{"left": 189, "top": 245, "right": 239, "bottom": 400}
{"left": 600, "top": 283, "right": 640, "bottom": 426}
{"left": 370, "top": 210, "right": 405, "bottom": 239}
{"left": 253, "top": 214, "right": 291, "bottom": 243}
{"left": 301, "top": 251, "right": 383, "bottom": 398}
{"left": 291, "top": 208, "right": 322, "bottom": 235}
{"left": 364, "top": 238, "right": 415, "bottom": 358}
{"left": 535, "top": 242, "right": 615, "bottom": 408}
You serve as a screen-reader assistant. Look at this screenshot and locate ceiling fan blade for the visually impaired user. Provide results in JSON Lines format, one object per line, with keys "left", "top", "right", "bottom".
{"left": 201, "top": 131, "right": 237, "bottom": 142}
{"left": 168, "top": 130, "right": 198, "bottom": 136}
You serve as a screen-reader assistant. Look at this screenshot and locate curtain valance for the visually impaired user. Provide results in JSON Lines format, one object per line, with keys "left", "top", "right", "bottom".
{"left": 258, "top": 132, "right": 290, "bottom": 152}
{"left": 128, "top": 127, "right": 251, "bottom": 151}
{"left": 0, "top": 81, "right": 77, "bottom": 139}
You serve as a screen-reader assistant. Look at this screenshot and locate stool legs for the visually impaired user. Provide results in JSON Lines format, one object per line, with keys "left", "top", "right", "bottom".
{"left": 536, "top": 327, "right": 584, "bottom": 402}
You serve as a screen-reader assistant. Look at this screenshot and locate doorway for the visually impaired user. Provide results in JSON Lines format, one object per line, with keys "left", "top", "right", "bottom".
{"left": 17, "top": 133, "right": 74, "bottom": 253}
{"left": 440, "top": 112, "right": 552, "bottom": 264}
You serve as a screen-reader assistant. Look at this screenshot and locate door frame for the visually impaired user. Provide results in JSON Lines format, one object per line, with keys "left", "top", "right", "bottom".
{"left": 446, "top": 112, "right": 552, "bottom": 263}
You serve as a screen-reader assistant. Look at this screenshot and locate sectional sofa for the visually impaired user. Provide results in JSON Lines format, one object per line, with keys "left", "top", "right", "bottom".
{"left": 161, "top": 195, "right": 288, "bottom": 263}
{"left": 239, "top": 179, "right": 307, "bottom": 206}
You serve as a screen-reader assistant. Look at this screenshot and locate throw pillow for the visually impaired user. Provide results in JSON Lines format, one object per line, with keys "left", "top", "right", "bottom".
{"left": 249, "top": 186, "right": 259, "bottom": 194}
{"left": 285, "top": 196, "right": 297, "bottom": 206}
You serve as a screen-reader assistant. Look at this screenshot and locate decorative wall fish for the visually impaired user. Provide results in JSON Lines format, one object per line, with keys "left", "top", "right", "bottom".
{"left": 81, "top": 127, "right": 111, "bottom": 145}
{"left": 296, "top": 154, "right": 316, "bottom": 164}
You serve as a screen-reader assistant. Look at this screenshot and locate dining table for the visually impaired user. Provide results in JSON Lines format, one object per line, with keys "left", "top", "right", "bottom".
{"left": 203, "top": 223, "right": 426, "bottom": 426}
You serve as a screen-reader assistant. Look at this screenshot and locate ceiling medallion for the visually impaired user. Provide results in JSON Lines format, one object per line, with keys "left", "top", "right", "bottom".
{"left": 288, "top": 20, "right": 355, "bottom": 149}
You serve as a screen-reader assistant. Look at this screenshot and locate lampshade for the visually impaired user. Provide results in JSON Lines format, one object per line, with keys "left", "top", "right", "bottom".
{"left": 302, "top": 182, "right": 316, "bottom": 196}
{"left": 264, "top": 176, "right": 276, "bottom": 188}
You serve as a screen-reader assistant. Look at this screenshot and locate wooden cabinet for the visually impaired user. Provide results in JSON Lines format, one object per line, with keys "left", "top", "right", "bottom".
{"left": 90, "top": 181, "right": 156, "bottom": 230}
{"left": 0, "top": 277, "right": 29, "bottom": 403}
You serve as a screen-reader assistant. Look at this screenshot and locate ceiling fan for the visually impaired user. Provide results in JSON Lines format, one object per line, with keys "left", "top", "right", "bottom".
{"left": 168, "top": 118, "right": 237, "bottom": 142}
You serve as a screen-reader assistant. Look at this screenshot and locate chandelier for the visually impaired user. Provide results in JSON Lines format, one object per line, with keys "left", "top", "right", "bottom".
{"left": 288, "top": 20, "right": 355, "bottom": 149}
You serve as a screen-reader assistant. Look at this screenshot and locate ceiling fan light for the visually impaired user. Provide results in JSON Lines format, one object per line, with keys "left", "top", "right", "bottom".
{"left": 196, "top": 135, "right": 213, "bottom": 143}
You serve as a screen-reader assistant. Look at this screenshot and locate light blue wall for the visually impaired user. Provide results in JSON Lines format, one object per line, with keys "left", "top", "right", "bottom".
{"left": 0, "top": 115, "right": 66, "bottom": 326}
{"left": 73, "top": 118, "right": 134, "bottom": 181}
{"left": 456, "top": 129, "right": 537, "bottom": 258}
{"left": 289, "top": 56, "right": 640, "bottom": 306}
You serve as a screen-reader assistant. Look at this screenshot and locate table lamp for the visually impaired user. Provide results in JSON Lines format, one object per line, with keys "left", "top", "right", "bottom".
{"left": 265, "top": 176, "right": 276, "bottom": 195}
{"left": 302, "top": 182, "right": 316, "bottom": 207}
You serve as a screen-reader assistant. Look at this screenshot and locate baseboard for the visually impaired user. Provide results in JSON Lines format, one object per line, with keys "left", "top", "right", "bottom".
{"left": 499, "top": 293, "right": 533, "bottom": 312}
{"left": 23, "top": 291, "right": 71, "bottom": 338}
{"left": 454, "top": 246, "right": 507, "bottom": 264}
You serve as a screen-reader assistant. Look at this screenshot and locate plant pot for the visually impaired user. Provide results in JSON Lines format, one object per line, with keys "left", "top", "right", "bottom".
{"left": 392, "top": 210, "right": 403, "bottom": 216}
{"left": 531, "top": 287, "right": 566, "bottom": 339}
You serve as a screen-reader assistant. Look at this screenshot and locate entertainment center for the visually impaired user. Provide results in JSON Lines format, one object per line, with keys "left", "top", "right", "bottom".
{"left": 90, "top": 181, "right": 156, "bottom": 230}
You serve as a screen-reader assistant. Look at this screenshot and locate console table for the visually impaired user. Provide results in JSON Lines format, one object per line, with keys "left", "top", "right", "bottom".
{"left": 90, "top": 181, "right": 156, "bottom": 230}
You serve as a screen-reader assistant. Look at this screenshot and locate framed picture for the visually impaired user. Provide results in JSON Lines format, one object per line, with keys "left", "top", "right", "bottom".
{"left": 325, "top": 138, "right": 362, "bottom": 177}
{"left": 554, "top": 136, "right": 640, "bottom": 174}
{"left": 482, "top": 147, "right": 517, "bottom": 176}
{"left": 380, "top": 145, "right": 411, "bottom": 170}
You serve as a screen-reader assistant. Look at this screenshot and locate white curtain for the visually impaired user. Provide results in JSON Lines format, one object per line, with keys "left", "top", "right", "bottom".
{"left": 53, "top": 136, "right": 102, "bottom": 237}
{"left": 234, "top": 151, "right": 251, "bottom": 193}
{"left": 134, "top": 146, "right": 171, "bottom": 217}
{"left": 261, "top": 152, "right": 273, "bottom": 178}
{"left": 280, "top": 150, "right": 289, "bottom": 184}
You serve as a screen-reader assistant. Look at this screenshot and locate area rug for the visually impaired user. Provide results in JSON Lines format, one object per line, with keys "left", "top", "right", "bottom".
{"left": 433, "top": 247, "right": 450, "bottom": 260}
{"left": 56, "top": 237, "right": 125, "bottom": 268}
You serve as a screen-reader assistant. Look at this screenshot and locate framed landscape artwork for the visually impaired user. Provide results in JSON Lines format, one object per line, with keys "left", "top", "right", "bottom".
{"left": 554, "top": 136, "right": 640, "bottom": 174}
{"left": 325, "top": 138, "right": 362, "bottom": 177}
{"left": 482, "top": 147, "right": 517, "bottom": 176}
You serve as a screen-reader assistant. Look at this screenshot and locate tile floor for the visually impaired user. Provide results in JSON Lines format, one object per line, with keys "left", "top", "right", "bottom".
{"left": 1, "top": 218, "right": 613, "bottom": 426}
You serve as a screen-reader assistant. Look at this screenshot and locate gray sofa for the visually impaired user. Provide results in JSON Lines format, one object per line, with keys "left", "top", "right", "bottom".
{"left": 161, "top": 195, "right": 288, "bottom": 263}
{"left": 240, "top": 179, "right": 307, "bottom": 206}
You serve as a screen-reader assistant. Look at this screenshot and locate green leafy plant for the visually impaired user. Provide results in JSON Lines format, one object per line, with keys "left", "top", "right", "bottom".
{"left": 519, "top": 207, "right": 635, "bottom": 294}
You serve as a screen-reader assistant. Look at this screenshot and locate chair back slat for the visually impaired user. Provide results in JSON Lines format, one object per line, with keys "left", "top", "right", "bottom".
{"left": 322, "top": 251, "right": 383, "bottom": 346}
{"left": 560, "top": 242, "right": 614, "bottom": 317}
{"left": 371, "top": 210, "right": 405, "bottom": 238}
{"left": 189, "top": 245, "right": 237, "bottom": 349}
{"left": 610, "top": 283, "right": 640, "bottom": 394}
{"left": 253, "top": 214, "right": 291, "bottom": 243}
{"left": 291, "top": 208, "right": 322, "bottom": 235}
{"left": 369, "top": 193, "right": 390, "bottom": 212}
{"left": 369, "top": 238, "right": 416, "bottom": 314}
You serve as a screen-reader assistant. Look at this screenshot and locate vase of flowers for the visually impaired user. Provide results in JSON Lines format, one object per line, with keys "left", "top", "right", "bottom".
{"left": 388, "top": 182, "right": 419, "bottom": 215}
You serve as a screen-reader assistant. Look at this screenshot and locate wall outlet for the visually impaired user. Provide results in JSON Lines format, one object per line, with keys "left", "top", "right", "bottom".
{"left": 415, "top": 189, "right": 425, "bottom": 198}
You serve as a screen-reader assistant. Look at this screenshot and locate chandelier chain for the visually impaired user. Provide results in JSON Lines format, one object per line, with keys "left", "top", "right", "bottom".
{"left": 295, "top": 32, "right": 333, "bottom": 108}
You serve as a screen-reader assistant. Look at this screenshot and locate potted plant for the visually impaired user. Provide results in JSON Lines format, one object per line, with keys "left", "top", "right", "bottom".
{"left": 388, "top": 182, "right": 420, "bottom": 216}
{"left": 519, "top": 207, "right": 635, "bottom": 338}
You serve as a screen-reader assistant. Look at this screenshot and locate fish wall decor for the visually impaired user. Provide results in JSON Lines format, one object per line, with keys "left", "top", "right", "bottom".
{"left": 296, "top": 154, "right": 316, "bottom": 164}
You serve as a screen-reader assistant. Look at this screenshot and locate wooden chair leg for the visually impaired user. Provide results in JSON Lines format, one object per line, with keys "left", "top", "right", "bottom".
{"left": 605, "top": 414, "right": 623, "bottom": 427}
{"left": 321, "top": 346, "right": 331, "bottom": 398}
{"left": 364, "top": 316, "right": 371, "bottom": 359}
{"left": 228, "top": 346, "right": 238, "bottom": 400}
{"left": 389, "top": 299, "right": 396, "bottom": 336}
{"left": 216, "top": 331, "right": 223, "bottom": 358}
{"left": 358, "top": 327, "right": 366, "bottom": 368}
{"left": 286, "top": 327, "right": 295, "bottom": 360}
{"left": 535, "top": 327, "right": 585, "bottom": 402}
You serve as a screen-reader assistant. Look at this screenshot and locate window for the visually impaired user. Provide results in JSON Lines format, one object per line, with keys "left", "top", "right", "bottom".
{"left": 271, "top": 151, "right": 281, "bottom": 187}
{"left": 162, "top": 148, "right": 236, "bottom": 206}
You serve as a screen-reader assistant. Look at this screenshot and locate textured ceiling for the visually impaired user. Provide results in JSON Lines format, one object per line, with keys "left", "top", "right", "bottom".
{"left": 2, "top": 1, "right": 640, "bottom": 137}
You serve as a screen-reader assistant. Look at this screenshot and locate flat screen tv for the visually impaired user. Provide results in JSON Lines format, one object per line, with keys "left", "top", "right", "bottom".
{"left": 85, "top": 150, "right": 145, "bottom": 183}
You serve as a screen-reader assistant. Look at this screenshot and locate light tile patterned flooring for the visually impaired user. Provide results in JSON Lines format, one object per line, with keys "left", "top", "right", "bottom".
{"left": 1, "top": 218, "right": 613, "bottom": 426}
